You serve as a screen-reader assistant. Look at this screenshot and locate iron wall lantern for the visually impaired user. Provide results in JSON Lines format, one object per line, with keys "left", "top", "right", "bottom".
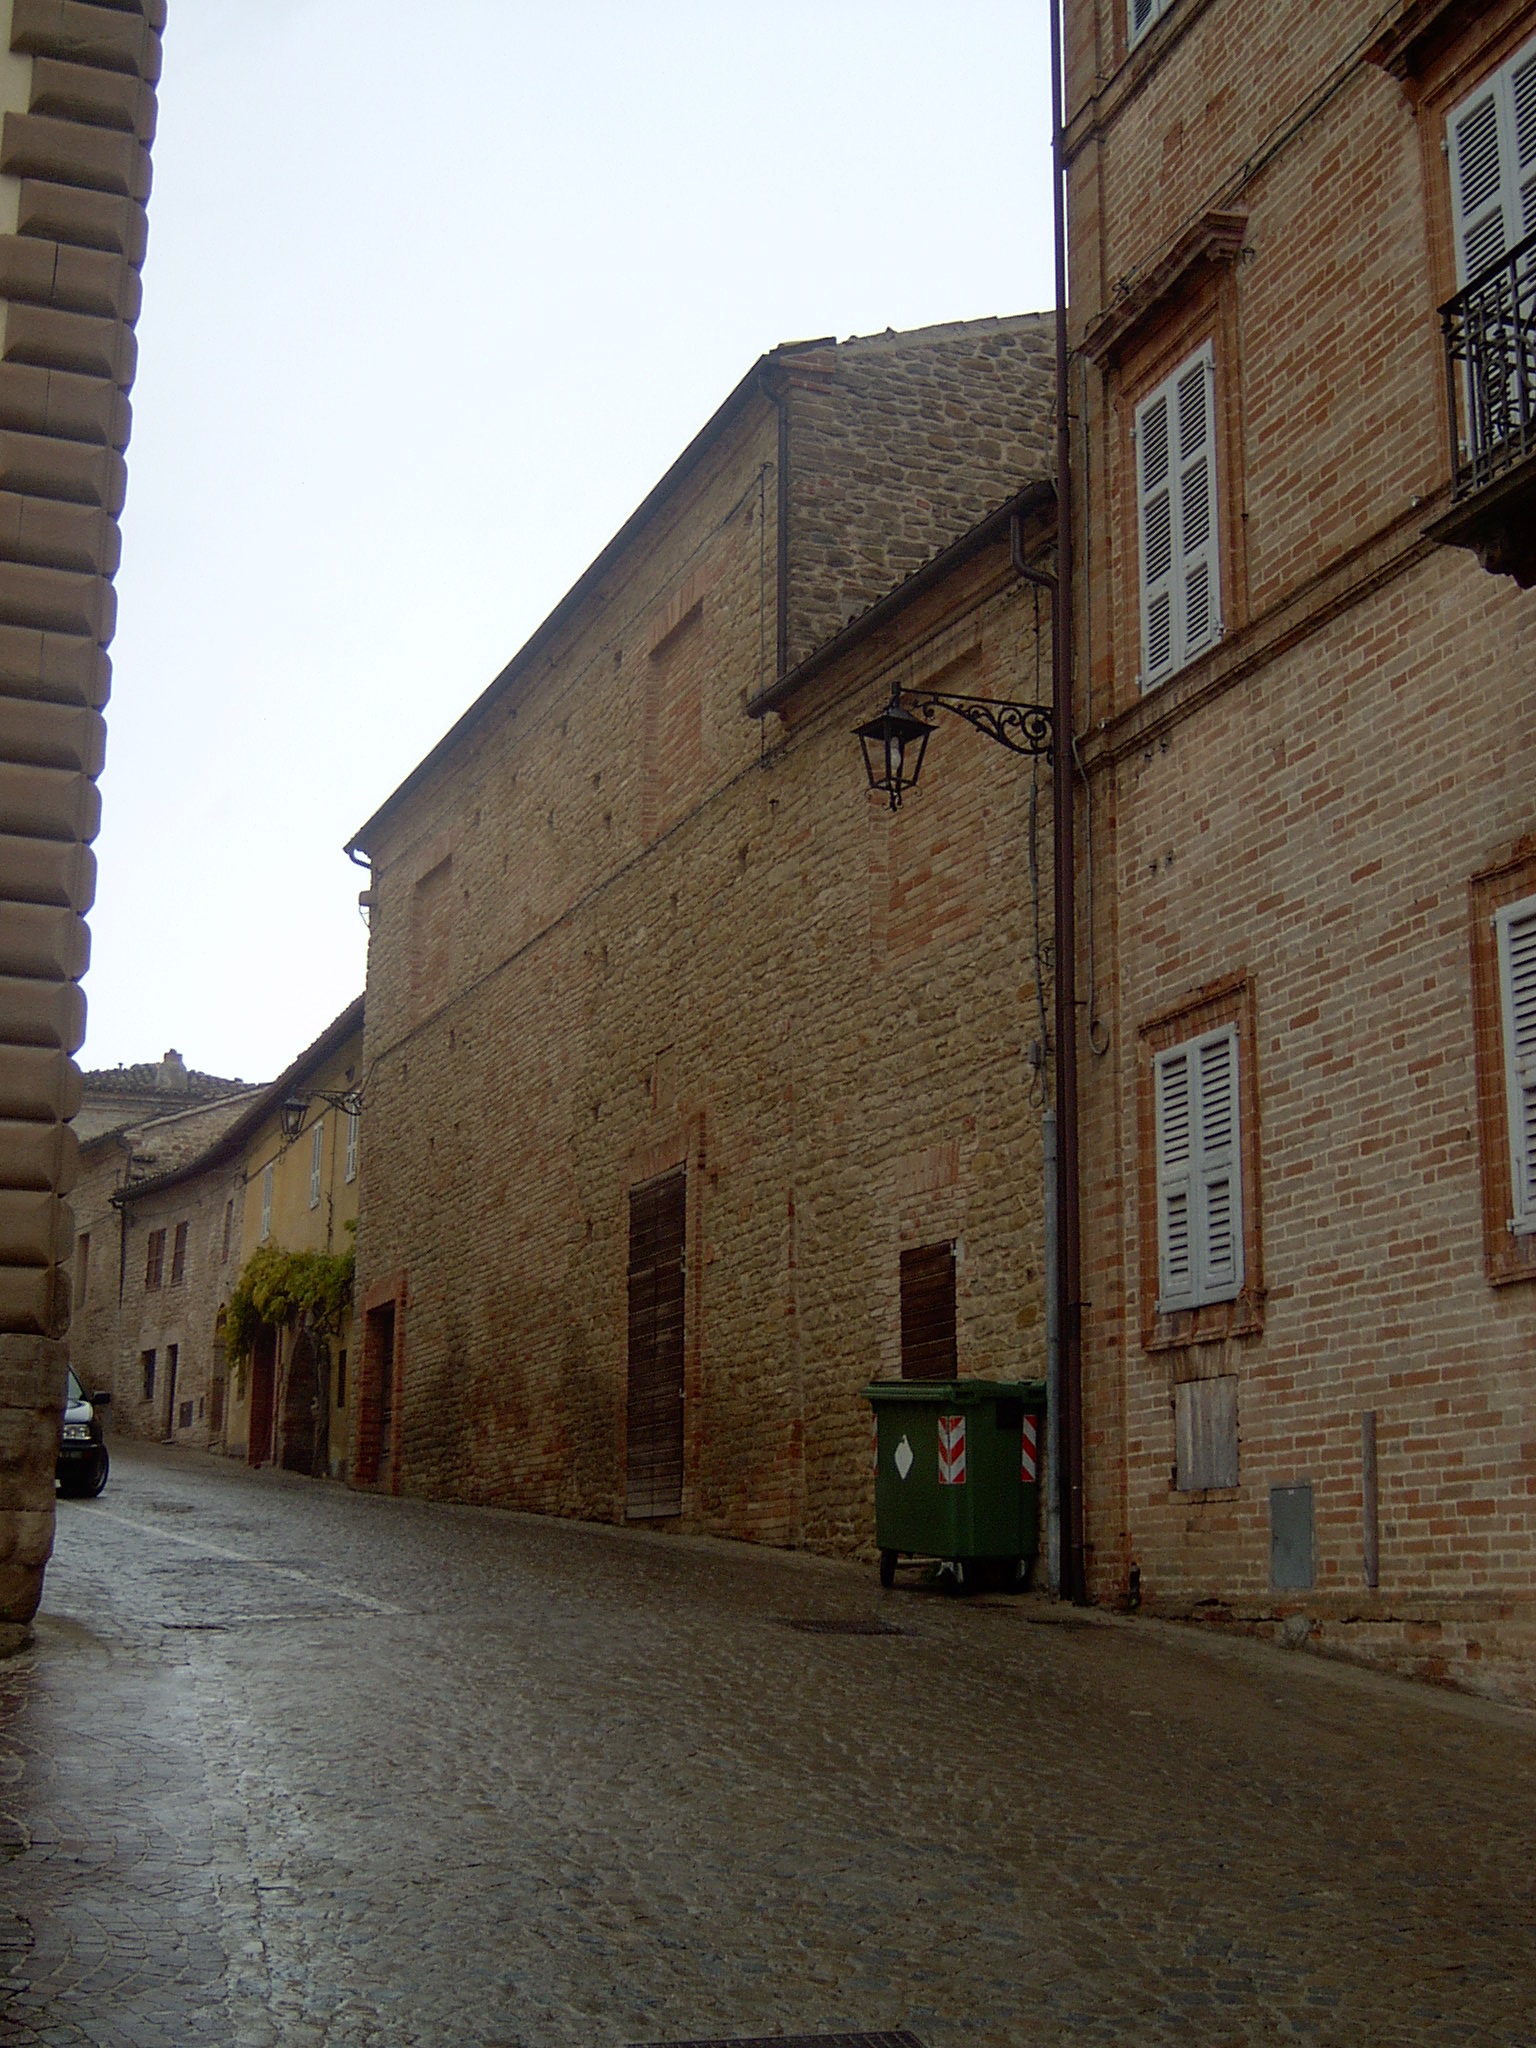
{"left": 855, "top": 687, "right": 1053, "bottom": 810}
{"left": 279, "top": 1094, "right": 310, "bottom": 1143}
{"left": 856, "top": 698, "right": 934, "bottom": 809}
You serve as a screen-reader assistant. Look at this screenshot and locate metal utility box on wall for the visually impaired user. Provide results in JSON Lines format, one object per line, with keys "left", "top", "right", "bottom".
{"left": 1271, "top": 1482, "right": 1315, "bottom": 1591}
{"left": 864, "top": 1378, "right": 1046, "bottom": 1587}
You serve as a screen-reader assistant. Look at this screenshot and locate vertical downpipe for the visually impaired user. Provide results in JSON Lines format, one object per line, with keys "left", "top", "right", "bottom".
{"left": 1043, "top": 1108, "right": 1060, "bottom": 1593}
{"left": 1050, "top": 0, "right": 1086, "bottom": 1603}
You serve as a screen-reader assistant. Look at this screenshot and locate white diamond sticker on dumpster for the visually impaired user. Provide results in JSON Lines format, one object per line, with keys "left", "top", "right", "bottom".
{"left": 894, "top": 1434, "right": 914, "bottom": 1480}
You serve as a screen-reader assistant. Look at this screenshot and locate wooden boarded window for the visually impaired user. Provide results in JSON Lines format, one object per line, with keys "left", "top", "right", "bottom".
{"left": 145, "top": 1228, "right": 165, "bottom": 1289}
{"left": 626, "top": 1166, "right": 686, "bottom": 1520}
{"left": 170, "top": 1220, "right": 188, "bottom": 1286}
{"left": 900, "top": 1242, "right": 957, "bottom": 1381}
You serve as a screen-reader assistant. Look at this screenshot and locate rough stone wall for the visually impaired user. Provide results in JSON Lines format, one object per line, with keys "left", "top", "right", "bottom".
{"left": 65, "top": 1130, "right": 123, "bottom": 1394}
{"left": 115, "top": 1159, "right": 243, "bottom": 1450}
{"left": 783, "top": 317, "right": 1055, "bottom": 665}
{"left": 66, "top": 1090, "right": 258, "bottom": 1414}
{"left": 1067, "top": 0, "right": 1536, "bottom": 1699}
{"left": 0, "top": 0, "right": 162, "bottom": 1646}
{"left": 355, "top": 509, "right": 1056, "bottom": 1551}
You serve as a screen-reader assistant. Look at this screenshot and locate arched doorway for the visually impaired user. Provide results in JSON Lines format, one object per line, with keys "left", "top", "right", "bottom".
{"left": 281, "top": 1326, "right": 319, "bottom": 1475}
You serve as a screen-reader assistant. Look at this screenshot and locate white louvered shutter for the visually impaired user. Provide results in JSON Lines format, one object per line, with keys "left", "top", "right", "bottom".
{"left": 1175, "top": 348, "right": 1221, "bottom": 665}
{"left": 1195, "top": 1028, "right": 1243, "bottom": 1298}
{"left": 1449, "top": 33, "right": 1536, "bottom": 286}
{"left": 1137, "top": 343, "right": 1219, "bottom": 691}
{"left": 1137, "top": 381, "right": 1175, "bottom": 689}
{"left": 1155, "top": 1045, "right": 1194, "bottom": 1306}
{"left": 1156, "top": 1025, "right": 1244, "bottom": 1308}
{"left": 1129, "top": 0, "right": 1161, "bottom": 48}
{"left": 1497, "top": 898, "right": 1536, "bottom": 1231}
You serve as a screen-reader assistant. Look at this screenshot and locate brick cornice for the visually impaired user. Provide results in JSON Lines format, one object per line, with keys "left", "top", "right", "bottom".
{"left": 1081, "top": 210, "right": 1248, "bottom": 368}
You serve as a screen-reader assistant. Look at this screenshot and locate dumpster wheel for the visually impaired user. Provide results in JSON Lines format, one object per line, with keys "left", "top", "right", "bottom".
{"left": 879, "top": 1549, "right": 898, "bottom": 1589}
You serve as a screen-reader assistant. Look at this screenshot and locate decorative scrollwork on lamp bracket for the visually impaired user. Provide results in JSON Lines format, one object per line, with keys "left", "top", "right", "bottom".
{"left": 855, "top": 688, "right": 1054, "bottom": 810}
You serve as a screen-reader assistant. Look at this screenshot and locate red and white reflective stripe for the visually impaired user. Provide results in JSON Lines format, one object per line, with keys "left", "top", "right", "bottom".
{"left": 1021, "top": 1413, "right": 1039, "bottom": 1484}
{"left": 937, "top": 1413, "right": 967, "bottom": 1486}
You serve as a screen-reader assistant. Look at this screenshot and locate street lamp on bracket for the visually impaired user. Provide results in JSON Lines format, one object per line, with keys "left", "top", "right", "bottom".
{"left": 855, "top": 687, "right": 1054, "bottom": 810}
{"left": 279, "top": 1086, "right": 364, "bottom": 1146}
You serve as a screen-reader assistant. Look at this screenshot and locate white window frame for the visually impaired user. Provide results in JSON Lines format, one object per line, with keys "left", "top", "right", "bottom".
{"left": 309, "top": 1120, "right": 324, "bottom": 1209}
{"left": 1154, "top": 1024, "right": 1244, "bottom": 1311}
{"left": 345, "top": 1107, "right": 359, "bottom": 1184}
{"left": 261, "top": 1162, "right": 273, "bottom": 1241}
{"left": 1135, "top": 340, "right": 1222, "bottom": 692}
{"left": 1447, "top": 30, "right": 1536, "bottom": 289}
{"left": 1496, "top": 894, "right": 1536, "bottom": 1235}
{"left": 1129, "top": 0, "right": 1174, "bottom": 50}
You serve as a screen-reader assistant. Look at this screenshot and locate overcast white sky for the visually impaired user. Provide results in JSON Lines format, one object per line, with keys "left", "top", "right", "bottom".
{"left": 83, "top": 0, "right": 1056, "bottom": 1084}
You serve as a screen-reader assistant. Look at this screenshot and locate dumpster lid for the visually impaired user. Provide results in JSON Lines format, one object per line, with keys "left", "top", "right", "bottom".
{"left": 862, "top": 1377, "right": 1046, "bottom": 1406}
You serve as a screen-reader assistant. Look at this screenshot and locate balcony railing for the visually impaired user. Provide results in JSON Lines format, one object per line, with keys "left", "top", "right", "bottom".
{"left": 1441, "top": 227, "right": 1536, "bottom": 499}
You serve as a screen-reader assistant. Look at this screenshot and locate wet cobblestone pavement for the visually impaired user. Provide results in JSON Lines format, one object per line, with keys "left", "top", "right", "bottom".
{"left": 2, "top": 1440, "right": 1535, "bottom": 2046}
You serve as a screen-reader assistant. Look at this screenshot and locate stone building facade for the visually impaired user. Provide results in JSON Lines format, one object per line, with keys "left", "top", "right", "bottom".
{"left": 0, "top": 0, "right": 162, "bottom": 1646}
{"left": 347, "top": 319, "right": 1060, "bottom": 1551}
{"left": 70, "top": 1073, "right": 257, "bottom": 1405}
{"left": 1065, "top": 0, "right": 1536, "bottom": 1697}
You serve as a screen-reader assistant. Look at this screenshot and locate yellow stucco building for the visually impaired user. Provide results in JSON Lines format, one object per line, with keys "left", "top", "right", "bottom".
{"left": 224, "top": 997, "right": 364, "bottom": 1477}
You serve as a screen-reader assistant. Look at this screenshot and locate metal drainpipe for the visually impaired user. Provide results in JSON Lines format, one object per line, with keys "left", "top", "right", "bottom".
{"left": 1050, "top": 0, "right": 1086, "bottom": 1605}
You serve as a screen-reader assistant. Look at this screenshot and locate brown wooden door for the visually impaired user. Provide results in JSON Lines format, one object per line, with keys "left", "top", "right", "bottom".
{"left": 626, "top": 1167, "right": 686, "bottom": 1520}
{"left": 900, "top": 1242, "right": 957, "bottom": 1380}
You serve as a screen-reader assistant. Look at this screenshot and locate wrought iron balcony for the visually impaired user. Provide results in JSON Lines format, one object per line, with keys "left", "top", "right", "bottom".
{"left": 1427, "top": 228, "right": 1536, "bottom": 587}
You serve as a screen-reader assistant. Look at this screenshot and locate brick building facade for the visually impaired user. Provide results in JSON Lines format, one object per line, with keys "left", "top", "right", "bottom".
{"left": 1065, "top": 0, "right": 1536, "bottom": 1697}
{"left": 0, "top": 0, "right": 162, "bottom": 1646}
{"left": 348, "top": 319, "right": 1060, "bottom": 1551}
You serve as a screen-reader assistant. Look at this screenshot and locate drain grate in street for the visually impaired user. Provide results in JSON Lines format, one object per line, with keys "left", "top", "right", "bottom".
{"left": 781, "top": 1617, "right": 902, "bottom": 1637}
{"left": 629, "top": 2034, "right": 927, "bottom": 2047}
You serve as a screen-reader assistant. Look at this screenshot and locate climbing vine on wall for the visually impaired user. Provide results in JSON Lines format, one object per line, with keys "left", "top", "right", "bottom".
{"left": 225, "top": 1238, "right": 355, "bottom": 1364}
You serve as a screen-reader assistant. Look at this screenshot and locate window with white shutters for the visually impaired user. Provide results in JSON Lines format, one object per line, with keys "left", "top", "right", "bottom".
{"left": 1136, "top": 342, "right": 1221, "bottom": 691}
{"left": 1497, "top": 895, "right": 1536, "bottom": 1234}
{"left": 310, "top": 1121, "right": 324, "bottom": 1208}
{"left": 345, "top": 1107, "right": 359, "bottom": 1183}
{"left": 1129, "top": 0, "right": 1174, "bottom": 50}
{"left": 1448, "top": 32, "right": 1536, "bottom": 289}
{"left": 1155, "top": 1024, "right": 1244, "bottom": 1309}
{"left": 261, "top": 1161, "right": 273, "bottom": 1241}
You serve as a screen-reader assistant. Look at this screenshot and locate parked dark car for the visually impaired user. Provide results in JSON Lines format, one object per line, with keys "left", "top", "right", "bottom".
{"left": 56, "top": 1368, "right": 109, "bottom": 1497}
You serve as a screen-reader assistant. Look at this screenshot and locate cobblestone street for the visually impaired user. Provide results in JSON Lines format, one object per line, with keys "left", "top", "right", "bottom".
{"left": 1, "top": 1441, "right": 1533, "bottom": 2047}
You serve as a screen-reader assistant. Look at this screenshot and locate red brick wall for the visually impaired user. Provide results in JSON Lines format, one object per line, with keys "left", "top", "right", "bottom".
{"left": 1067, "top": 0, "right": 1536, "bottom": 1698}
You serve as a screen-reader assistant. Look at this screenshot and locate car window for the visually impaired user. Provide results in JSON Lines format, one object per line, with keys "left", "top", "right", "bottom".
{"left": 67, "top": 1369, "right": 83, "bottom": 1404}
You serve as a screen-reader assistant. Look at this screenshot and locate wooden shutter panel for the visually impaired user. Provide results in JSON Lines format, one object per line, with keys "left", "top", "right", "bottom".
{"left": 1515, "top": 45, "right": 1536, "bottom": 241}
{"left": 1498, "top": 899, "right": 1536, "bottom": 1228}
{"left": 1448, "top": 34, "right": 1536, "bottom": 286}
{"left": 1137, "top": 384, "right": 1175, "bottom": 689}
{"left": 1196, "top": 1027, "right": 1243, "bottom": 1299}
{"left": 1130, "top": 0, "right": 1158, "bottom": 44}
{"left": 900, "top": 1243, "right": 957, "bottom": 1380}
{"left": 1451, "top": 81, "right": 1509, "bottom": 284}
{"left": 1175, "top": 348, "right": 1220, "bottom": 663}
{"left": 1155, "top": 1047, "right": 1194, "bottom": 1306}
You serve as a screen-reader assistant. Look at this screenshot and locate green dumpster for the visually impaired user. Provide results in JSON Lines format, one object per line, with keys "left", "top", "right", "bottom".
{"left": 863, "top": 1378, "right": 1047, "bottom": 1589}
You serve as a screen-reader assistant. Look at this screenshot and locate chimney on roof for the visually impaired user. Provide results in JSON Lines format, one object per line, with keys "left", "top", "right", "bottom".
{"left": 158, "top": 1049, "right": 189, "bottom": 1092}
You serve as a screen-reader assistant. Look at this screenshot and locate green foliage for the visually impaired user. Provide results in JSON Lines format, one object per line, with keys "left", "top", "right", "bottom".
{"left": 225, "top": 1239, "right": 355, "bottom": 1363}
